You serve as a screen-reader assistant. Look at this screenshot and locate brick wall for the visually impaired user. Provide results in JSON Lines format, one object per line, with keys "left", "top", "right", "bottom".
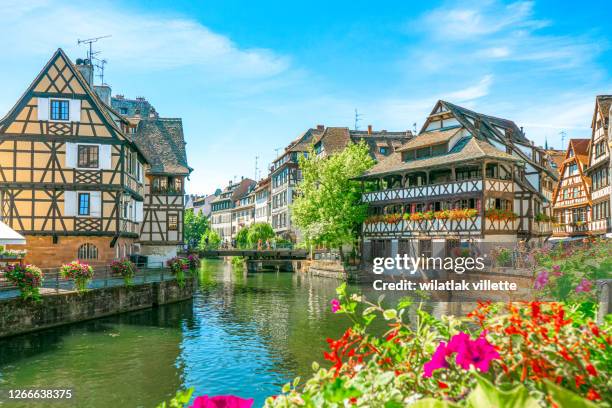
{"left": 8, "top": 236, "right": 136, "bottom": 268}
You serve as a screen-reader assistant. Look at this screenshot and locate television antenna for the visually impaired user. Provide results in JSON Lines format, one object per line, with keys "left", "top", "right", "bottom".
{"left": 77, "top": 35, "right": 111, "bottom": 61}
{"left": 354, "top": 108, "right": 363, "bottom": 130}
{"left": 559, "top": 130, "right": 567, "bottom": 149}
{"left": 254, "top": 155, "right": 259, "bottom": 180}
{"left": 93, "top": 58, "right": 107, "bottom": 84}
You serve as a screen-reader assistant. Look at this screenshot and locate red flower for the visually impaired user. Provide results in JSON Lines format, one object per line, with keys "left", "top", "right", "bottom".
{"left": 585, "top": 364, "right": 597, "bottom": 377}
{"left": 586, "top": 388, "right": 601, "bottom": 401}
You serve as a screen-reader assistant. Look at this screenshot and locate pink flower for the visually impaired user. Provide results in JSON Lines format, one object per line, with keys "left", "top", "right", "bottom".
{"left": 190, "top": 395, "right": 254, "bottom": 408}
{"left": 448, "top": 332, "right": 499, "bottom": 372}
{"left": 552, "top": 265, "right": 562, "bottom": 276}
{"left": 534, "top": 270, "right": 549, "bottom": 290}
{"left": 575, "top": 279, "right": 593, "bottom": 293}
{"left": 330, "top": 299, "right": 341, "bottom": 313}
{"left": 423, "top": 341, "right": 451, "bottom": 377}
{"left": 422, "top": 332, "right": 499, "bottom": 377}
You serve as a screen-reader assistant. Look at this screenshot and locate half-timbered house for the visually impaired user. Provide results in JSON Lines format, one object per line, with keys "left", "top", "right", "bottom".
{"left": 585, "top": 95, "right": 611, "bottom": 235}
{"left": 551, "top": 139, "right": 591, "bottom": 238}
{"left": 0, "top": 49, "right": 147, "bottom": 267}
{"left": 210, "top": 178, "right": 256, "bottom": 245}
{"left": 356, "top": 100, "right": 558, "bottom": 262}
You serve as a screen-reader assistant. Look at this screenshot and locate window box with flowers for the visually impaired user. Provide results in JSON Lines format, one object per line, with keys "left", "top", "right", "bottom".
{"left": 0, "top": 248, "right": 27, "bottom": 260}
{"left": 167, "top": 257, "right": 190, "bottom": 288}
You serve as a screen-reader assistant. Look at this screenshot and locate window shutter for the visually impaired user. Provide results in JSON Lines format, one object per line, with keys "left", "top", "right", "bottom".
{"left": 69, "top": 99, "right": 81, "bottom": 122}
{"left": 100, "top": 144, "right": 112, "bottom": 169}
{"left": 64, "top": 191, "right": 76, "bottom": 216}
{"left": 37, "top": 97, "right": 49, "bottom": 121}
{"left": 90, "top": 191, "right": 102, "bottom": 217}
{"left": 65, "top": 143, "right": 77, "bottom": 168}
{"left": 135, "top": 201, "right": 144, "bottom": 222}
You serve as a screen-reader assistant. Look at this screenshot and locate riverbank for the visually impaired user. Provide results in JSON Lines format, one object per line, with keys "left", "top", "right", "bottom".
{"left": 0, "top": 276, "right": 195, "bottom": 338}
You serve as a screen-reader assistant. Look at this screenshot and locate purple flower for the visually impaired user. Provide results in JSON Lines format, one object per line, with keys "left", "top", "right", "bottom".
{"left": 534, "top": 270, "right": 549, "bottom": 290}
{"left": 423, "top": 341, "right": 451, "bottom": 377}
{"left": 330, "top": 299, "right": 341, "bottom": 313}
{"left": 575, "top": 279, "right": 593, "bottom": 293}
{"left": 190, "top": 395, "right": 254, "bottom": 408}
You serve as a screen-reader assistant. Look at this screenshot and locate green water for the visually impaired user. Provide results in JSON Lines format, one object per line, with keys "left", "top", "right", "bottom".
{"left": 0, "top": 260, "right": 359, "bottom": 407}
{"left": 0, "top": 260, "right": 466, "bottom": 407}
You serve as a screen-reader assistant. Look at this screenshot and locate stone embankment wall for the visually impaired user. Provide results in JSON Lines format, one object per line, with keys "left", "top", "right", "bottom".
{"left": 0, "top": 277, "right": 195, "bottom": 338}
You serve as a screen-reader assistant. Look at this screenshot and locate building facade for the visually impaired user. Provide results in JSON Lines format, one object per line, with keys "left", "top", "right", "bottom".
{"left": 586, "top": 96, "right": 611, "bottom": 236}
{"left": 357, "top": 100, "right": 558, "bottom": 262}
{"left": 269, "top": 125, "right": 412, "bottom": 241}
{"left": 0, "top": 50, "right": 147, "bottom": 267}
{"left": 551, "top": 139, "right": 591, "bottom": 239}
{"left": 210, "top": 178, "right": 256, "bottom": 244}
{"left": 254, "top": 177, "right": 271, "bottom": 224}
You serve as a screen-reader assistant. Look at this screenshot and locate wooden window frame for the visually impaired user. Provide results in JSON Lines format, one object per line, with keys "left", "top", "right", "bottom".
{"left": 50, "top": 98, "right": 70, "bottom": 122}
{"left": 77, "top": 145, "right": 99, "bottom": 169}
{"left": 168, "top": 214, "right": 178, "bottom": 231}
{"left": 78, "top": 193, "right": 90, "bottom": 216}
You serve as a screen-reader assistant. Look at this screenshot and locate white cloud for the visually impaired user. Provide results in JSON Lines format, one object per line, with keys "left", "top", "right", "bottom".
{"left": 0, "top": 0, "right": 289, "bottom": 80}
{"left": 447, "top": 75, "right": 493, "bottom": 101}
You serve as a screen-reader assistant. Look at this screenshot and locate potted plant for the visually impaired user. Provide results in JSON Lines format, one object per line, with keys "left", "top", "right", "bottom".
{"left": 3, "top": 264, "right": 44, "bottom": 300}
{"left": 423, "top": 210, "right": 435, "bottom": 220}
{"left": 167, "top": 257, "right": 189, "bottom": 288}
{"left": 110, "top": 258, "right": 137, "bottom": 286}
{"left": 410, "top": 212, "right": 424, "bottom": 221}
{"left": 60, "top": 260, "right": 94, "bottom": 293}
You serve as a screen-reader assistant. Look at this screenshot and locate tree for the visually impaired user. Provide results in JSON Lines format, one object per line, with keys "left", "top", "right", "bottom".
{"left": 247, "top": 223, "right": 275, "bottom": 247}
{"left": 235, "top": 227, "right": 250, "bottom": 249}
{"left": 200, "top": 229, "right": 221, "bottom": 250}
{"left": 291, "top": 141, "right": 375, "bottom": 257}
{"left": 184, "top": 209, "right": 209, "bottom": 249}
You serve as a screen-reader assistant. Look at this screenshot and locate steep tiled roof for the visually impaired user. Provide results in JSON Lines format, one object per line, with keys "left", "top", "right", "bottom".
{"left": 569, "top": 139, "right": 590, "bottom": 166}
{"left": 135, "top": 118, "right": 191, "bottom": 175}
{"left": 360, "top": 137, "right": 520, "bottom": 178}
{"left": 596, "top": 95, "right": 612, "bottom": 119}
{"left": 396, "top": 128, "right": 460, "bottom": 152}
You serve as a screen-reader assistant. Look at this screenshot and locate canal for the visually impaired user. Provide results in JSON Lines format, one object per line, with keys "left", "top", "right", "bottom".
{"left": 0, "top": 260, "right": 358, "bottom": 407}
{"left": 0, "top": 259, "right": 464, "bottom": 407}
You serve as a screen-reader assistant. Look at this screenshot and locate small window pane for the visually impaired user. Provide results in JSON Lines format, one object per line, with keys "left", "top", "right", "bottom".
{"left": 78, "top": 193, "right": 90, "bottom": 215}
{"left": 50, "top": 100, "right": 69, "bottom": 121}
{"left": 78, "top": 145, "right": 99, "bottom": 168}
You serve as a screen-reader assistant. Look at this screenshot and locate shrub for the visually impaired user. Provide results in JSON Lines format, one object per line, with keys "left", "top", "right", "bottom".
{"left": 60, "top": 261, "right": 94, "bottom": 293}
{"left": 110, "top": 259, "right": 137, "bottom": 286}
{"left": 3, "top": 264, "right": 44, "bottom": 300}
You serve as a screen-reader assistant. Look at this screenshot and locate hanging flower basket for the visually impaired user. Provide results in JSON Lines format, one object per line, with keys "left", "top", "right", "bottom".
{"left": 167, "top": 257, "right": 189, "bottom": 288}
{"left": 3, "top": 264, "right": 44, "bottom": 301}
{"left": 110, "top": 259, "right": 137, "bottom": 286}
{"left": 60, "top": 261, "right": 94, "bottom": 293}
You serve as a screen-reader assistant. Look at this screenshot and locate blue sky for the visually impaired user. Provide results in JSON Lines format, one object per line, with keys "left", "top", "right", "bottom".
{"left": 0, "top": 0, "right": 611, "bottom": 193}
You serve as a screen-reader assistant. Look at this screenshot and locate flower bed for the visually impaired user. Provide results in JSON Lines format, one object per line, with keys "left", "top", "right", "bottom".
{"left": 533, "top": 239, "right": 611, "bottom": 302}
{"left": 3, "top": 264, "right": 43, "bottom": 300}
{"left": 110, "top": 259, "right": 137, "bottom": 286}
{"left": 60, "top": 261, "right": 94, "bottom": 293}
{"left": 264, "top": 284, "right": 610, "bottom": 407}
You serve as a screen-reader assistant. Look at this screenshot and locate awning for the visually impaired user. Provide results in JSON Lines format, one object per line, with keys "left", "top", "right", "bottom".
{"left": 0, "top": 221, "right": 26, "bottom": 245}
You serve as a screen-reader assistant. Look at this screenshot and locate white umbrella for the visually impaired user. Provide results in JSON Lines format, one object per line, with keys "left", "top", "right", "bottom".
{"left": 0, "top": 221, "right": 25, "bottom": 245}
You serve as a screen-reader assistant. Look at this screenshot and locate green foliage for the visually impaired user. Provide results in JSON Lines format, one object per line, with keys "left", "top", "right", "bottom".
{"left": 247, "top": 223, "right": 275, "bottom": 247}
{"left": 231, "top": 256, "right": 245, "bottom": 269}
{"left": 235, "top": 227, "right": 250, "bottom": 249}
{"left": 200, "top": 229, "right": 222, "bottom": 250}
{"left": 156, "top": 388, "right": 194, "bottom": 408}
{"left": 291, "top": 141, "right": 375, "bottom": 250}
{"left": 184, "top": 209, "right": 209, "bottom": 249}
{"left": 544, "top": 379, "right": 598, "bottom": 408}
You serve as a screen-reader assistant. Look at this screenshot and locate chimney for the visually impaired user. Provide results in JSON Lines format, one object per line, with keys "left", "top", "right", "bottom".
{"left": 94, "top": 85, "right": 111, "bottom": 105}
{"left": 367, "top": 125, "right": 372, "bottom": 135}
{"left": 316, "top": 124, "right": 324, "bottom": 131}
{"left": 75, "top": 58, "right": 93, "bottom": 87}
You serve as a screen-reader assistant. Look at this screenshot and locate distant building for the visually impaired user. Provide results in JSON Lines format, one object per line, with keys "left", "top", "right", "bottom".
{"left": 269, "top": 125, "right": 412, "bottom": 241}
{"left": 585, "top": 95, "right": 611, "bottom": 235}
{"left": 210, "top": 178, "right": 256, "bottom": 244}
{"left": 254, "top": 177, "right": 271, "bottom": 224}
{"left": 187, "top": 193, "right": 218, "bottom": 218}
{"left": 552, "top": 139, "right": 591, "bottom": 239}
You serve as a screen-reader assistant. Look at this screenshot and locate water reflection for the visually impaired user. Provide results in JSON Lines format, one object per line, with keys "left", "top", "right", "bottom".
{"left": 0, "top": 259, "right": 475, "bottom": 408}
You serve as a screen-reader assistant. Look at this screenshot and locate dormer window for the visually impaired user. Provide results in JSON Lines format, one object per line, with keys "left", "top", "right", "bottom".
{"left": 50, "top": 99, "right": 69, "bottom": 121}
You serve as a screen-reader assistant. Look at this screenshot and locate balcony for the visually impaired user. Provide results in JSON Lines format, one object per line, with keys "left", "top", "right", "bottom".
{"left": 362, "top": 179, "right": 483, "bottom": 203}
{"left": 553, "top": 223, "right": 589, "bottom": 236}
{"left": 589, "top": 218, "right": 610, "bottom": 234}
{"left": 364, "top": 217, "right": 482, "bottom": 236}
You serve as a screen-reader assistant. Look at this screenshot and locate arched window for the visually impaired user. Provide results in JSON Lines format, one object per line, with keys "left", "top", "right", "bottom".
{"left": 78, "top": 243, "right": 98, "bottom": 260}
